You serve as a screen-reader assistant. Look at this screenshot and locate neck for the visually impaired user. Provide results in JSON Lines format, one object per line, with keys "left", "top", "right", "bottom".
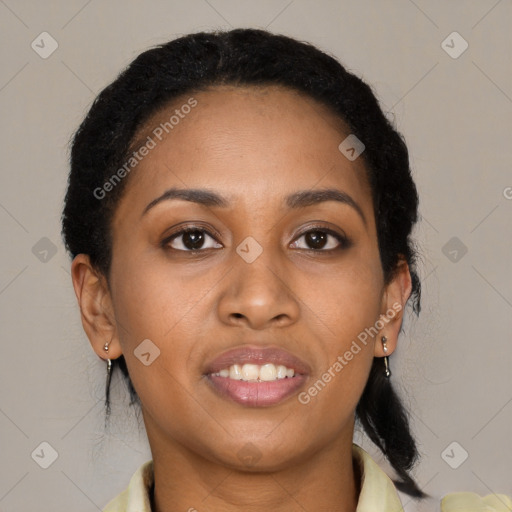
{"left": 147, "top": 419, "right": 360, "bottom": 512}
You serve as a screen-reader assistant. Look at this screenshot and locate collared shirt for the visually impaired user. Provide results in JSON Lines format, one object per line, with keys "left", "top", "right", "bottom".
{"left": 102, "top": 443, "right": 512, "bottom": 512}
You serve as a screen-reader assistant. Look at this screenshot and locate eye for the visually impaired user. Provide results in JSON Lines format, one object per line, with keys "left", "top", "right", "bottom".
{"left": 290, "top": 226, "right": 351, "bottom": 251}
{"left": 162, "top": 225, "right": 350, "bottom": 253}
{"left": 163, "top": 227, "right": 222, "bottom": 252}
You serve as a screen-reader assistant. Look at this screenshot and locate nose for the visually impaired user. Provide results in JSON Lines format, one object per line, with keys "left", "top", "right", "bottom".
{"left": 217, "top": 247, "right": 300, "bottom": 330}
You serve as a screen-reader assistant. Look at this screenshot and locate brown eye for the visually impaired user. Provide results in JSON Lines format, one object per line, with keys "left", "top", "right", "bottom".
{"left": 291, "top": 228, "right": 351, "bottom": 251}
{"left": 164, "top": 228, "right": 222, "bottom": 252}
{"left": 304, "top": 231, "right": 329, "bottom": 250}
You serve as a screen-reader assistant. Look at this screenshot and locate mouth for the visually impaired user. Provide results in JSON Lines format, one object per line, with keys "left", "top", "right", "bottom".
{"left": 204, "top": 345, "right": 310, "bottom": 407}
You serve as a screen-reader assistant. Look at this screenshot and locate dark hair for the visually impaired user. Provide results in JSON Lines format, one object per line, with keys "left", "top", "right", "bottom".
{"left": 62, "top": 28, "right": 425, "bottom": 498}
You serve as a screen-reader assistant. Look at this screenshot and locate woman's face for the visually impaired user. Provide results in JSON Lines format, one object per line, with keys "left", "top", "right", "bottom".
{"left": 76, "top": 85, "right": 409, "bottom": 470}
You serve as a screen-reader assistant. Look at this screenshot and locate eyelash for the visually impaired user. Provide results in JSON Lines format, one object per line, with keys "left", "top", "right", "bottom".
{"left": 161, "top": 224, "right": 352, "bottom": 253}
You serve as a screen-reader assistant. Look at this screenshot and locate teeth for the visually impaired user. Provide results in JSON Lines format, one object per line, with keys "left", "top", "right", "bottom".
{"left": 229, "top": 364, "right": 243, "bottom": 380}
{"left": 259, "top": 363, "right": 277, "bottom": 381}
{"left": 276, "top": 365, "right": 287, "bottom": 379}
{"left": 213, "top": 363, "right": 296, "bottom": 382}
{"left": 241, "top": 364, "right": 260, "bottom": 381}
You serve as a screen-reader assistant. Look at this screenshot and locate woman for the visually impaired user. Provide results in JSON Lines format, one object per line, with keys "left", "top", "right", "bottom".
{"left": 61, "top": 28, "right": 506, "bottom": 512}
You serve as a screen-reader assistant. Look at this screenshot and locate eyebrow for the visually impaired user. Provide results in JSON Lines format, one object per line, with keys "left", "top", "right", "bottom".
{"left": 141, "top": 187, "right": 367, "bottom": 225}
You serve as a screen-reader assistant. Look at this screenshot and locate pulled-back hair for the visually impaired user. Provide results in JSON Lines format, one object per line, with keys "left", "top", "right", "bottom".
{"left": 62, "top": 28, "right": 425, "bottom": 498}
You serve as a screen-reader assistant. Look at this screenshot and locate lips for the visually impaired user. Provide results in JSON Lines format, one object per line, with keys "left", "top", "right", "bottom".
{"left": 204, "top": 345, "right": 310, "bottom": 407}
{"left": 205, "top": 345, "right": 311, "bottom": 375}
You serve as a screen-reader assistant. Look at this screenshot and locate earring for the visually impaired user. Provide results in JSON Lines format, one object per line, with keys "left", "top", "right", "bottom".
{"left": 381, "top": 336, "right": 391, "bottom": 378}
{"left": 103, "top": 340, "right": 112, "bottom": 369}
{"left": 104, "top": 340, "right": 113, "bottom": 409}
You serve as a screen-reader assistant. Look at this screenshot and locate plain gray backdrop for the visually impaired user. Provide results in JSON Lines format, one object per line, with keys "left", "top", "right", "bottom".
{"left": 0, "top": 1, "right": 511, "bottom": 511}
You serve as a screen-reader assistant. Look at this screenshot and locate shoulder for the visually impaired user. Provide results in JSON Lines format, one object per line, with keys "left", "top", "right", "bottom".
{"left": 102, "top": 460, "right": 154, "bottom": 512}
{"left": 441, "top": 491, "right": 512, "bottom": 511}
{"left": 353, "top": 444, "right": 512, "bottom": 512}
{"left": 352, "top": 443, "right": 405, "bottom": 511}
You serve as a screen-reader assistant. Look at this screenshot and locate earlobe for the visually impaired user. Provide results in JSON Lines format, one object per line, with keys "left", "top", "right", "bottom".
{"left": 70, "top": 254, "right": 123, "bottom": 360}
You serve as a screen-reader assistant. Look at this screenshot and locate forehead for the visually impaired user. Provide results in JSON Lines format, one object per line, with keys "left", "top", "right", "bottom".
{"left": 115, "top": 85, "right": 372, "bottom": 219}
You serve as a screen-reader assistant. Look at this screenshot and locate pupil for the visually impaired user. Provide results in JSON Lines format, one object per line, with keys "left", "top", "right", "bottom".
{"left": 184, "top": 230, "right": 204, "bottom": 250}
{"left": 306, "top": 231, "right": 326, "bottom": 249}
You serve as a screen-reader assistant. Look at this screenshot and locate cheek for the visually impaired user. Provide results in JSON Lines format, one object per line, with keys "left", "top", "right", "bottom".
{"left": 293, "top": 257, "right": 382, "bottom": 409}
{"left": 108, "top": 255, "right": 212, "bottom": 424}
{"left": 296, "top": 253, "right": 383, "bottom": 343}
{"left": 109, "top": 249, "right": 224, "bottom": 385}
{"left": 111, "top": 248, "right": 217, "bottom": 340}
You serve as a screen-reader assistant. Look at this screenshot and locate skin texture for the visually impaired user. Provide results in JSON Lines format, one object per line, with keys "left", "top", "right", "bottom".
{"left": 71, "top": 85, "right": 412, "bottom": 512}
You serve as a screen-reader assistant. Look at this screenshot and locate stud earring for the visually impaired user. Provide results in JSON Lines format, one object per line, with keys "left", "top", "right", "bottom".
{"left": 381, "top": 336, "right": 391, "bottom": 378}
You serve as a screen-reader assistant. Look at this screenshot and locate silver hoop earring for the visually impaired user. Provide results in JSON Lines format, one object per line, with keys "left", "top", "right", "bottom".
{"left": 381, "top": 336, "right": 391, "bottom": 378}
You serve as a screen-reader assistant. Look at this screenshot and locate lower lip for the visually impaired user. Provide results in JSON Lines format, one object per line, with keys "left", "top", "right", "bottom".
{"left": 206, "top": 375, "right": 307, "bottom": 407}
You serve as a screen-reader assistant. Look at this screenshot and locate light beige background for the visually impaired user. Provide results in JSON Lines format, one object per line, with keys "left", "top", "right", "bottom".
{"left": 0, "top": 1, "right": 511, "bottom": 511}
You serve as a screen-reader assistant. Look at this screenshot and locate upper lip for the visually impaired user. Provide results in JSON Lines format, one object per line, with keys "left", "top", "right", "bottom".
{"left": 204, "top": 344, "right": 311, "bottom": 376}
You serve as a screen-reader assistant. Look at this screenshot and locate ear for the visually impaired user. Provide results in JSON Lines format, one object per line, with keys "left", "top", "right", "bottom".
{"left": 374, "top": 258, "right": 412, "bottom": 358}
{"left": 70, "top": 254, "right": 123, "bottom": 361}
